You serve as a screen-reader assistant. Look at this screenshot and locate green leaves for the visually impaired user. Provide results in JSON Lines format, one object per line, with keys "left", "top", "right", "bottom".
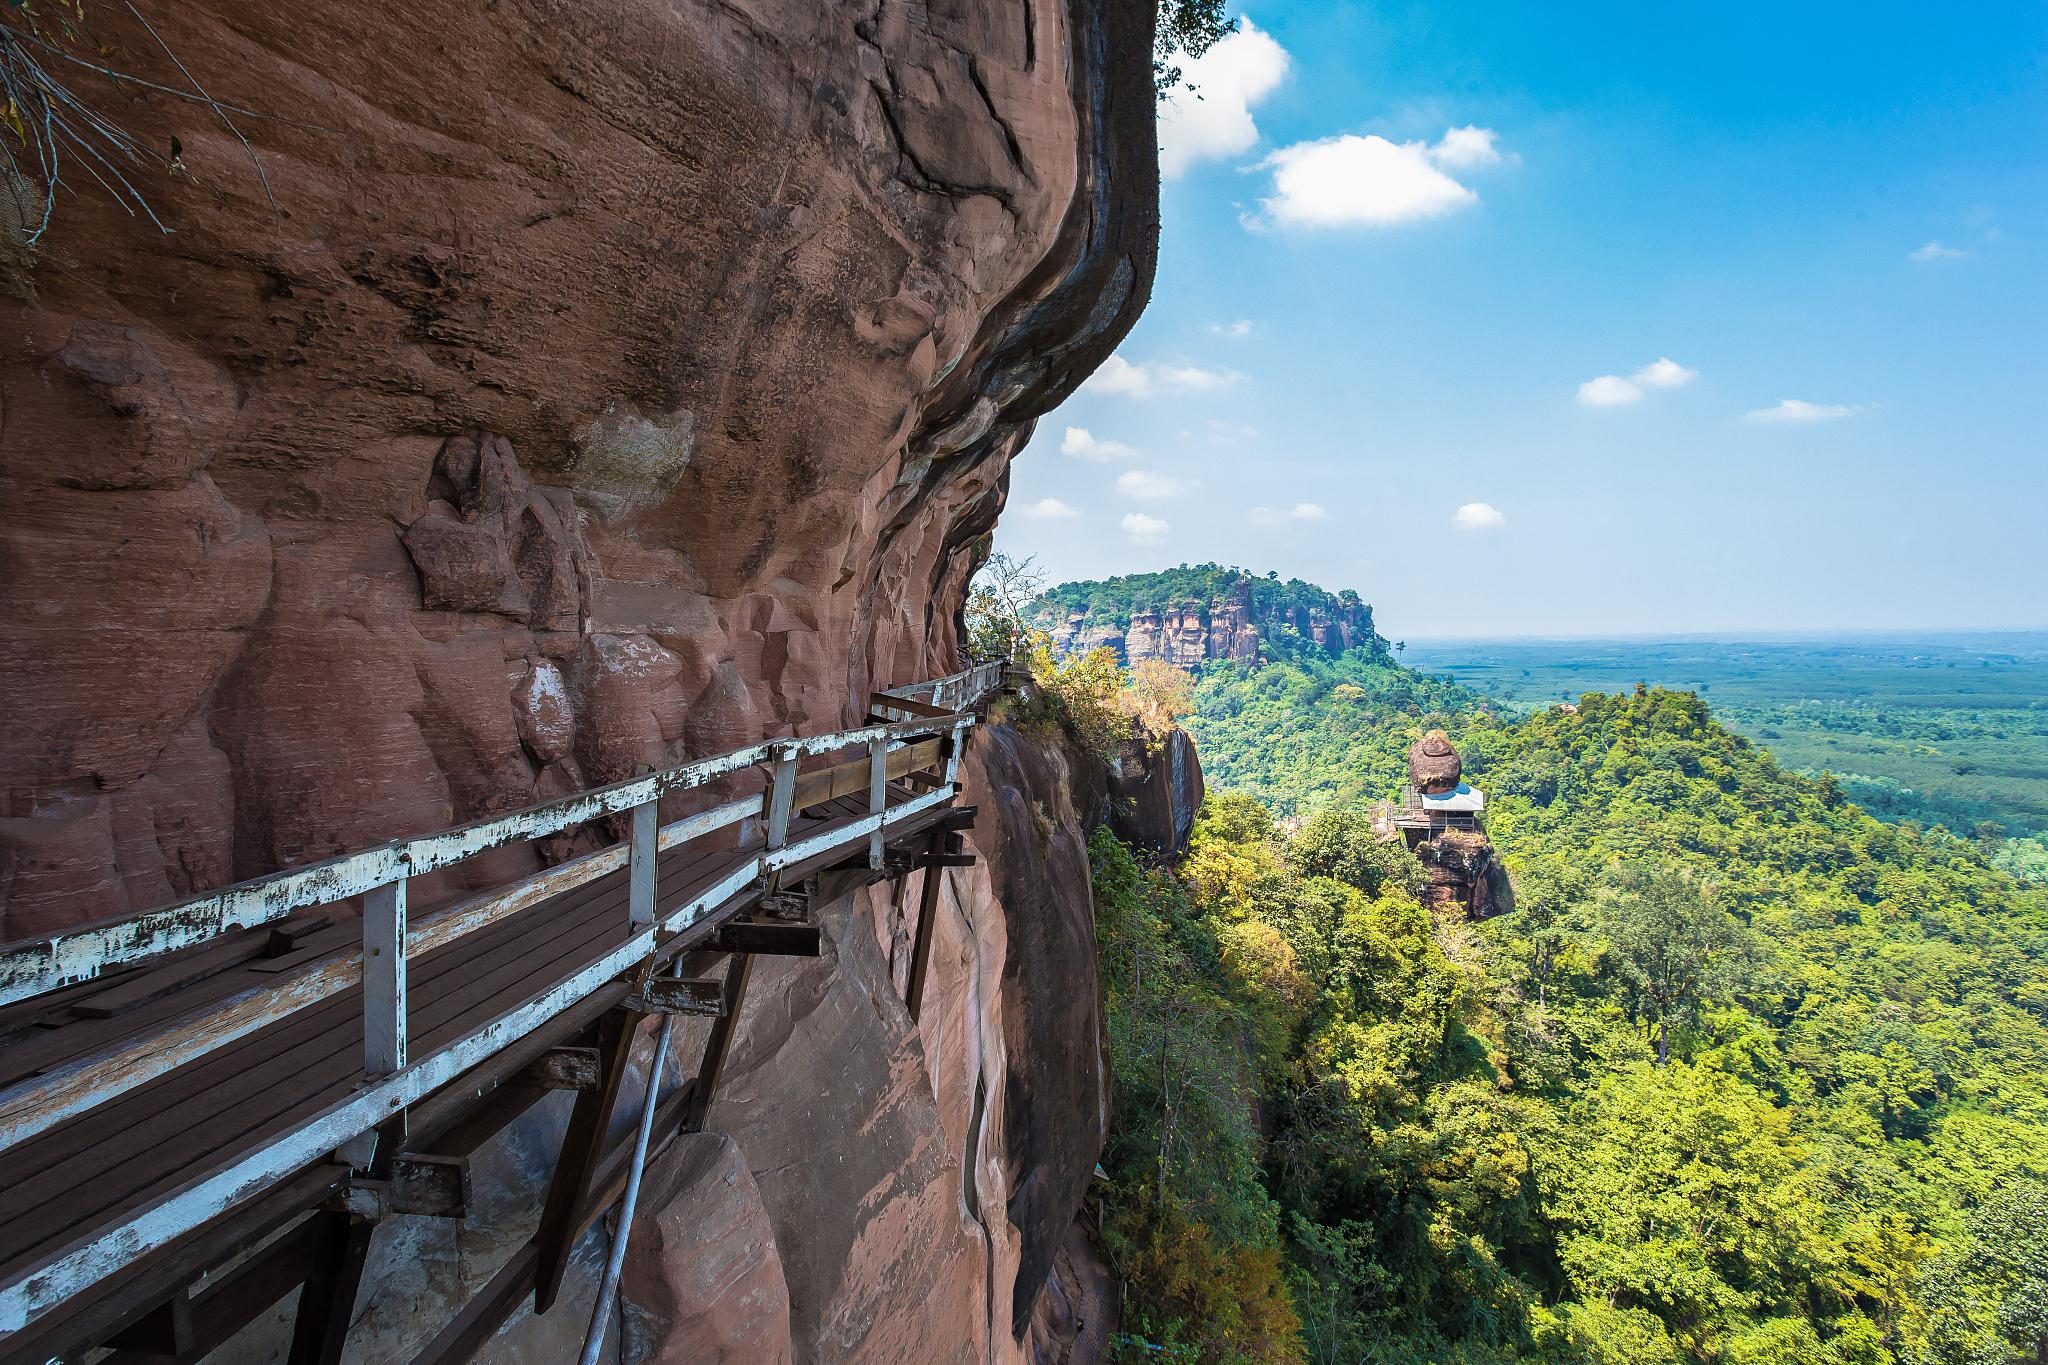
{"left": 1089, "top": 641, "right": 2048, "bottom": 1363}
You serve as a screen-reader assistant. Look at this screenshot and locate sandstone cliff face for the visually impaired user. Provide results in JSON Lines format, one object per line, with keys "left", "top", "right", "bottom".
{"left": 0, "top": 0, "right": 1157, "bottom": 935}
{"left": 1414, "top": 828, "right": 1511, "bottom": 921}
{"left": 0, "top": 0, "right": 1159, "bottom": 1358}
{"left": 1049, "top": 584, "right": 1376, "bottom": 668}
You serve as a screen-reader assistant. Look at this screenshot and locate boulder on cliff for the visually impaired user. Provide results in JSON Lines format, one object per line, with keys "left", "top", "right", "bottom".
{"left": 1415, "top": 827, "right": 1512, "bottom": 920}
{"left": 621, "top": 1133, "right": 794, "bottom": 1364}
{"left": 1408, "top": 730, "right": 1463, "bottom": 795}
{"left": 1109, "top": 728, "right": 1206, "bottom": 856}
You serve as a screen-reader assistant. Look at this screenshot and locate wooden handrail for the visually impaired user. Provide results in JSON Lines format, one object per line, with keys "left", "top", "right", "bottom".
{"left": 1, "top": 667, "right": 1003, "bottom": 1007}
{"left": 0, "top": 659, "right": 1007, "bottom": 1337}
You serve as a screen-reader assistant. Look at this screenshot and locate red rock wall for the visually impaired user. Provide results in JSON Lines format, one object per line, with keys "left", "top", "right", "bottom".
{"left": 0, "top": 0, "right": 1157, "bottom": 1358}
{"left": 0, "top": 0, "right": 1158, "bottom": 938}
{"left": 1048, "top": 590, "right": 1377, "bottom": 668}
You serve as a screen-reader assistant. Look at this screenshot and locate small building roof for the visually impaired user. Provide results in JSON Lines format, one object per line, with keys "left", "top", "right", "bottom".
{"left": 1420, "top": 782, "right": 1484, "bottom": 813}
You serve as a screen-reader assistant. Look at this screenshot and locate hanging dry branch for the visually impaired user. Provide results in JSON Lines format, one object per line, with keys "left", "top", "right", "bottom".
{"left": 0, "top": 0, "right": 280, "bottom": 246}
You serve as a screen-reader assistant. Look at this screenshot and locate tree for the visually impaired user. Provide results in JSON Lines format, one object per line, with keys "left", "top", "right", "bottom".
{"left": 1908, "top": 1181, "right": 2048, "bottom": 1365}
{"left": 1597, "top": 865, "right": 1762, "bottom": 1064}
{"left": 1124, "top": 658, "right": 1195, "bottom": 738}
{"left": 1287, "top": 810, "right": 1426, "bottom": 900}
{"left": 1154, "top": 0, "right": 1236, "bottom": 94}
{"left": 964, "top": 552, "right": 1046, "bottom": 660}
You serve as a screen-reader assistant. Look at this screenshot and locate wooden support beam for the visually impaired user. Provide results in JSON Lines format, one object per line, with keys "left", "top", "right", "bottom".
{"left": 905, "top": 832, "right": 948, "bottom": 1024}
{"left": 680, "top": 952, "right": 754, "bottom": 1134}
{"left": 102, "top": 1293, "right": 192, "bottom": 1354}
{"left": 518, "top": 1045, "right": 602, "bottom": 1091}
{"left": 630, "top": 976, "right": 727, "bottom": 1017}
{"left": 532, "top": 1006, "right": 637, "bottom": 1313}
{"left": 101, "top": 1217, "right": 319, "bottom": 1365}
{"left": 401, "top": 987, "right": 624, "bottom": 1157}
{"left": 288, "top": 1117, "right": 401, "bottom": 1365}
{"left": 285, "top": 1209, "right": 376, "bottom": 1365}
{"left": 758, "top": 888, "right": 810, "bottom": 922}
{"left": 3, "top": 1164, "right": 349, "bottom": 1365}
{"left": 706, "top": 922, "right": 819, "bottom": 956}
{"left": 391, "top": 1154, "right": 471, "bottom": 1219}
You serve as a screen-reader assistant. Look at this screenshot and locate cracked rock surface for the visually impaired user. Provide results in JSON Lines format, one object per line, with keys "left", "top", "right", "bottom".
{"left": 0, "top": 0, "right": 1157, "bottom": 1359}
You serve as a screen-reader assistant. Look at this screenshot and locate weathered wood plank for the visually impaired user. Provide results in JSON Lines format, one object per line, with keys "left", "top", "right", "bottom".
{"left": 705, "top": 923, "right": 819, "bottom": 956}
{"left": 630, "top": 977, "right": 726, "bottom": 1017}
{"left": 0, "top": 669, "right": 1003, "bottom": 1337}
{"left": 0, "top": 715, "right": 959, "bottom": 1005}
{"left": 517, "top": 1046, "right": 601, "bottom": 1092}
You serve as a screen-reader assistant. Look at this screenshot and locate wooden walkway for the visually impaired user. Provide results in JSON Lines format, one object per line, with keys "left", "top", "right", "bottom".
{"left": 0, "top": 662, "right": 1006, "bottom": 1361}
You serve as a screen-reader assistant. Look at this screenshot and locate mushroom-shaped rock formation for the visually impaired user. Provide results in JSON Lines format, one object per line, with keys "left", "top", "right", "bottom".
{"left": 1408, "top": 730, "right": 1463, "bottom": 796}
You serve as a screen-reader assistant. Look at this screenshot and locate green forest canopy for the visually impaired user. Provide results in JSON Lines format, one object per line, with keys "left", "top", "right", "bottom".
{"left": 1034, "top": 564, "right": 1376, "bottom": 641}
{"left": 1049, "top": 613, "right": 2048, "bottom": 1365}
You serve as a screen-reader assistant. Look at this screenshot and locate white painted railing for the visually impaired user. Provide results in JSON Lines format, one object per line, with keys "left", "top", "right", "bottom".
{"left": 0, "top": 659, "right": 1009, "bottom": 1337}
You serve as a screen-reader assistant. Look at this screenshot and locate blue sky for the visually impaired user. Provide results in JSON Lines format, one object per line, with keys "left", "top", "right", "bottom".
{"left": 995, "top": 2, "right": 2048, "bottom": 639}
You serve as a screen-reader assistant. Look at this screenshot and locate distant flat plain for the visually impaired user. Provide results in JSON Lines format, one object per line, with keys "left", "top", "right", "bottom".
{"left": 1400, "top": 632, "right": 2048, "bottom": 838}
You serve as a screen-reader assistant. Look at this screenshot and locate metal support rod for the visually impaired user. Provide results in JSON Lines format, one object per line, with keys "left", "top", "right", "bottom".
{"left": 576, "top": 969, "right": 679, "bottom": 1365}
{"left": 363, "top": 877, "right": 408, "bottom": 1078}
{"left": 627, "top": 800, "right": 658, "bottom": 930}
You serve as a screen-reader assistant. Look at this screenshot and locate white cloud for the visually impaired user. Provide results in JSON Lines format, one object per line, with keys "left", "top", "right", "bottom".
{"left": 1210, "top": 319, "right": 1255, "bottom": 338}
{"left": 1577, "top": 357, "right": 1698, "bottom": 407}
{"left": 1016, "top": 498, "right": 1078, "bottom": 520}
{"left": 1576, "top": 374, "right": 1645, "bottom": 407}
{"left": 1910, "top": 240, "right": 1969, "bottom": 262}
{"left": 1249, "top": 502, "right": 1328, "bottom": 524}
{"left": 1084, "top": 356, "right": 1156, "bottom": 397}
{"left": 1084, "top": 354, "right": 1244, "bottom": 400}
{"left": 1117, "top": 469, "right": 1190, "bottom": 500}
{"left": 1060, "top": 426, "right": 1137, "bottom": 460}
{"left": 1159, "top": 363, "right": 1241, "bottom": 392}
{"left": 1745, "top": 399, "right": 1861, "bottom": 424}
{"left": 1427, "top": 125, "right": 1505, "bottom": 170}
{"left": 1251, "top": 125, "right": 1508, "bottom": 230}
{"left": 1207, "top": 420, "right": 1261, "bottom": 442}
{"left": 1121, "top": 511, "right": 1171, "bottom": 545}
{"left": 1452, "top": 502, "right": 1506, "bottom": 531}
{"left": 1158, "top": 19, "right": 1291, "bottom": 179}
{"left": 1634, "top": 357, "right": 1698, "bottom": 390}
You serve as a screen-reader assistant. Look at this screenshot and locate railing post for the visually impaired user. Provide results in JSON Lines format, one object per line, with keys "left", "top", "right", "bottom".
{"left": 942, "top": 720, "right": 965, "bottom": 787}
{"left": 867, "top": 737, "right": 888, "bottom": 869}
{"left": 628, "top": 798, "right": 658, "bottom": 930}
{"left": 765, "top": 744, "right": 798, "bottom": 850}
{"left": 364, "top": 876, "right": 408, "bottom": 1079}
{"left": 763, "top": 743, "right": 798, "bottom": 890}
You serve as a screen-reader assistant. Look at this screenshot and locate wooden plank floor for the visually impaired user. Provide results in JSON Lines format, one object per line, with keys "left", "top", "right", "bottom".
{"left": 0, "top": 787, "right": 937, "bottom": 1295}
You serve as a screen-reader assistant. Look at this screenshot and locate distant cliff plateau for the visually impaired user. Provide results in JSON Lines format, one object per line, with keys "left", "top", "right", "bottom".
{"left": 1035, "top": 565, "right": 1389, "bottom": 668}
